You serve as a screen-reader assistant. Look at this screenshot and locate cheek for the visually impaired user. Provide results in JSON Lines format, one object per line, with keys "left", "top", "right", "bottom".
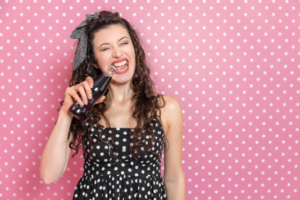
{"left": 95, "top": 53, "right": 109, "bottom": 68}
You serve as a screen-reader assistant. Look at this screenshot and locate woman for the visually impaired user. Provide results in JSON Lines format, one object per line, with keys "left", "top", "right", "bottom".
{"left": 40, "top": 11, "right": 185, "bottom": 199}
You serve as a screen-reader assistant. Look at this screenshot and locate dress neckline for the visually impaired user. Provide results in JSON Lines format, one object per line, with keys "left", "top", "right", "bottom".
{"left": 103, "top": 127, "right": 135, "bottom": 130}
{"left": 97, "top": 117, "right": 162, "bottom": 130}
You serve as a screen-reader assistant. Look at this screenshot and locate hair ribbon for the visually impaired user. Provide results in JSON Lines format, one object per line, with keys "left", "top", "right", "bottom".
{"left": 70, "top": 12, "right": 100, "bottom": 71}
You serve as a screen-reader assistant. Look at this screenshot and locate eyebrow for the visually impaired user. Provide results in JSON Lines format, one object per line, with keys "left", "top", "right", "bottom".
{"left": 98, "top": 37, "right": 129, "bottom": 49}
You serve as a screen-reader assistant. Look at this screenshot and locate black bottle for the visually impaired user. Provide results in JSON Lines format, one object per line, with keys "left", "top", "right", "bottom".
{"left": 68, "top": 65, "right": 116, "bottom": 120}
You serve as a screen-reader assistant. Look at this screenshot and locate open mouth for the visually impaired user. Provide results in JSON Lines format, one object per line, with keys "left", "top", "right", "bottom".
{"left": 112, "top": 59, "right": 129, "bottom": 74}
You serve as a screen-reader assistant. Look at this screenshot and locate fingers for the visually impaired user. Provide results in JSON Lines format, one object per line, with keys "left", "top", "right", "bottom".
{"left": 77, "top": 86, "right": 89, "bottom": 105}
{"left": 66, "top": 76, "right": 102, "bottom": 107}
{"left": 71, "top": 77, "right": 94, "bottom": 105}
{"left": 81, "top": 81, "right": 93, "bottom": 102}
{"left": 95, "top": 96, "right": 106, "bottom": 104}
{"left": 86, "top": 76, "right": 94, "bottom": 88}
{"left": 67, "top": 86, "right": 84, "bottom": 106}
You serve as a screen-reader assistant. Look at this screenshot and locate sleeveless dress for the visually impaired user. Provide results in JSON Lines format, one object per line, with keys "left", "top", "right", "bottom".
{"left": 72, "top": 118, "right": 167, "bottom": 200}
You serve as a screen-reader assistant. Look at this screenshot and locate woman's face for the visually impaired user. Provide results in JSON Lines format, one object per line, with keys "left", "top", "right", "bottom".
{"left": 92, "top": 24, "right": 136, "bottom": 84}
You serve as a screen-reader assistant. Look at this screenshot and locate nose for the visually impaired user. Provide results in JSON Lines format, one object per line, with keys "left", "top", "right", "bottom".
{"left": 112, "top": 47, "right": 123, "bottom": 58}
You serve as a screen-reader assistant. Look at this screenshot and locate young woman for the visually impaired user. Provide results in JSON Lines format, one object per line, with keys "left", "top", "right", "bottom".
{"left": 40, "top": 11, "right": 185, "bottom": 199}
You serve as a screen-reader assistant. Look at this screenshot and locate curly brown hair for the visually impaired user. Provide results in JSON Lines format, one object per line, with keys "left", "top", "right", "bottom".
{"left": 57, "top": 11, "right": 166, "bottom": 161}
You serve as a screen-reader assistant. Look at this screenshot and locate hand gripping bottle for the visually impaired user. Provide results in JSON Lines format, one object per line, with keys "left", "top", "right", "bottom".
{"left": 68, "top": 65, "right": 117, "bottom": 120}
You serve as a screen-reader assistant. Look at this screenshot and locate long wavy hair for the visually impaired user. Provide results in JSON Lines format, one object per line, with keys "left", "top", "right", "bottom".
{"left": 57, "top": 11, "right": 166, "bottom": 161}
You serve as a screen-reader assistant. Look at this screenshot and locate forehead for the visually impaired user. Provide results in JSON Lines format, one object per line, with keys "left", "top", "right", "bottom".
{"left": 93, "top": 24, "right": 130, "bottom": 44}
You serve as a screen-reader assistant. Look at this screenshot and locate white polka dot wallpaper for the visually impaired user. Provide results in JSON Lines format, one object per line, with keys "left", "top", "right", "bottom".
{"left": 1, "top": 0, "right": 300, "bottom": 199}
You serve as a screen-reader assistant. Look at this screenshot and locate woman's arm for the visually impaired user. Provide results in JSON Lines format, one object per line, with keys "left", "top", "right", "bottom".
{"left": 161, "top": 95, "right": 186, "bottom": 200}
{"left": 40, "top": 76, "right": 101, "bottom": 184}
{"left": 39, "top": 108, "right": 74, "bottom": 184}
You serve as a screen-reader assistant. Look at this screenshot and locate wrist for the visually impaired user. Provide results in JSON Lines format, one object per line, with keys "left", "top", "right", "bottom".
{"left": 59, "top": 106, "right": 73, "bottom": 118}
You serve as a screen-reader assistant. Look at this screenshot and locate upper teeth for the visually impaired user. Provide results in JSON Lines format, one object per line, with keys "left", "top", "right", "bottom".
{"left": 113, "top": 60, "right": 127, "bottom": 67}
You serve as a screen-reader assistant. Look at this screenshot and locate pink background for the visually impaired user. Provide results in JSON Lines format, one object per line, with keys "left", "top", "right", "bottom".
{"left": 1, "top": 0, "right": 300, "bottom": 199}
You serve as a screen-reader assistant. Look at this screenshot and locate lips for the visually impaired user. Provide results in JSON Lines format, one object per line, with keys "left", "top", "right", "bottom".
{"left": 111, "top": 58, "right": 129, "bottom": 74}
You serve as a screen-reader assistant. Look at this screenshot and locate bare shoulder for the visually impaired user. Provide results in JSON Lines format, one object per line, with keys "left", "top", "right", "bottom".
{"left": 157, "top": 94, "right": 183, "bottom": 135}
{"left": 158, "top": 94, "right": 182, "bottom": 111}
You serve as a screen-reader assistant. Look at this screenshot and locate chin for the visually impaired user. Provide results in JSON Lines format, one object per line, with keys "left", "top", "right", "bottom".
{"left": 111, "top": 77, "right": 132, "bottom": 85}
{"left": 112, "top": 71, "right": 135, "bottom": 85}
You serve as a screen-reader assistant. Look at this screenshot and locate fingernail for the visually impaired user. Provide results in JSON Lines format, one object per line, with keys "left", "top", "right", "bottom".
{"left": 90, "top": 83, "right": 93, "bottom": 88}
{"left": 84, "top": 100, "right": 88, "bottom": 105}
{"left": 88, "top": 94, "right": 92, "bottom": 99}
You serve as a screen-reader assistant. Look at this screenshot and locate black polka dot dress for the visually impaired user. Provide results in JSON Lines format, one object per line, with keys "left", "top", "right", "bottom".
{"left": 72, "top": 118, "right": 167, "bottom": 200}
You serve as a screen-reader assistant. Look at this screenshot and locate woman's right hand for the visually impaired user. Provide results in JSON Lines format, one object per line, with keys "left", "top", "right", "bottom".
{"left": 60, "top": 76, "right": 105, "bottom": 119}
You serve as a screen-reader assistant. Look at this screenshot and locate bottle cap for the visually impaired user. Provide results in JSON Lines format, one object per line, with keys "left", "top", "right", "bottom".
{"left": 108, "top": 65, "right": 117, "bottom": 75}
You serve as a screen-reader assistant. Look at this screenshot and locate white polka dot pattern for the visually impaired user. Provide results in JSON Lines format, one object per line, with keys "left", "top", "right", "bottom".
{"left": 72, "top": 118, "right": 166, "bottom": 199}
{"left": 1, "top": 0, "right": 300, "bottom": 200}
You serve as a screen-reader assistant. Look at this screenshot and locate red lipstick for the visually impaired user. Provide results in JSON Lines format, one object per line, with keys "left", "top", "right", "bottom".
{"left": 111, "top": 58, "right": 129, "bottom": 75}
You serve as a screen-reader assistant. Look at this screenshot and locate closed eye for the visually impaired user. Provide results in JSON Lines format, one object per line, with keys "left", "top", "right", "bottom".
{"left": 101, "top": 48, "right": 109, "bottom": 51}
{"left": 121, "top": 42, "right": 128, "bottom": 45}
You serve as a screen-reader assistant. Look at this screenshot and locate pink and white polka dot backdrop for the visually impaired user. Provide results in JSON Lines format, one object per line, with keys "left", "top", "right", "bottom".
{"left": 1, "top": 0, "right": 300, "bottom": 199}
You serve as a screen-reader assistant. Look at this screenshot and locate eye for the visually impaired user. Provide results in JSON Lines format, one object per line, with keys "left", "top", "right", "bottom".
{"left": 121, "top": 42, "right": 128, "bottom": 45}
{"left": 101, "top": 48, "right": 109, "bottom": 51}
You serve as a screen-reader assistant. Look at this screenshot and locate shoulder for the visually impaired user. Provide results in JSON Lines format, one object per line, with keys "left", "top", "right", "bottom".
{"left": 157, "top": 94, "right": 183, "bottom": 135}
{"left": 158, "top": 94, "right": 182, "bottom": 112}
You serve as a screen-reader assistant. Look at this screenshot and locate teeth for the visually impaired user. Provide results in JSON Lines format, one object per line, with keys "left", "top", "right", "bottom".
{"left": 113, "top": 60, "right": 127, "bottom": 67}
{"left": 118, "top": 65, "right": 128, "bottom": 71}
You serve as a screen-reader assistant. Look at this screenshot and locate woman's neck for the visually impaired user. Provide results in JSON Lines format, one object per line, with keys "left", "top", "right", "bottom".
{"left": 109, "top": 81, "right": 133, "bottom": 104}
